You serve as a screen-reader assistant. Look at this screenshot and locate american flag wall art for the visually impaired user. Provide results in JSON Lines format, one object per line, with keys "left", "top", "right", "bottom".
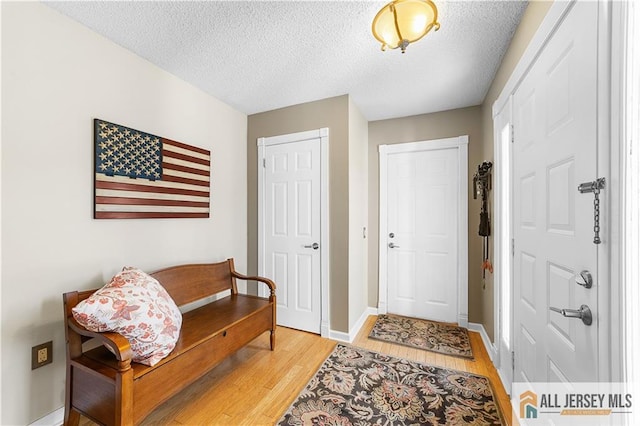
{"left": 94, "top": 119, "right": 210, "bottom": 219}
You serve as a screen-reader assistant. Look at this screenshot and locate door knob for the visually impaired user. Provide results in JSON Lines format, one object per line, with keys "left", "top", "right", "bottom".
{"left": 576, "top": 270, "right": 593, "bottom": 288}
{"left": 388, "top": 242, "right": 400, "bottom": 249}
{"left": 303, "top": 243, "right": 319, "bottom": 250}
{"left": 549, "top": 304, "right": 592, "bottom": 326}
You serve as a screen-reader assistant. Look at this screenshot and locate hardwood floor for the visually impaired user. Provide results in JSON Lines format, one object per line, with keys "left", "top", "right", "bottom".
{"left": 79, "top": 315, "right": 513, "bottom": 425}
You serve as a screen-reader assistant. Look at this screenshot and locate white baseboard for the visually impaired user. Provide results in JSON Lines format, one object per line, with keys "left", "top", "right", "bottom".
{"left": 350, "top": 307, "right": 377, "bottom": 341}
{"left": 320, "top": 320, "right": 330, "bottom": 338}
{"left": 329, "top": 306, "right": 378, "bottom": 343}
{"left": 31, "top": 407, "right": 63, "bottom": 426}
{"left": 467, "top": 322, "right": 511, "bottom": 396}
{"left": 497, "top": 368, "right": 512, "bottom": 397}
{"left": 458, "top": 313, "right": 469, "bottom": 328}
{"left": 328, "top": 329, "right": 351, "bottom": 342}
{"left": 468, "top": 322, "right": 497, "bottom": 362}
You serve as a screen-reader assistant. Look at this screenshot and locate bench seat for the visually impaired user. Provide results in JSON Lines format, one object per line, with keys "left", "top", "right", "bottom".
{"left": 82, "top": 294, "right": 271, "bottom": 379}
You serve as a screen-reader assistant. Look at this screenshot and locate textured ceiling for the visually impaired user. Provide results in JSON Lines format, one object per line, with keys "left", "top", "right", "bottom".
{"left": 46, "top": 1, "right": 527, "bottom": 121}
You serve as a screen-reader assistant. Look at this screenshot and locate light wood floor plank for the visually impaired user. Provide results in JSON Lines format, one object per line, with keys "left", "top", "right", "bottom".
{"left": 78, "top": 316, "right": 513, "bottom": 425}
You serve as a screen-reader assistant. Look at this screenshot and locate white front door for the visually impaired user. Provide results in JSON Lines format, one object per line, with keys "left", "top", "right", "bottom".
{"left": 380, "top": 137, "right": 468, "bottom": 325}
{"left": 512, "top": 1, "right": 600, "bottom": 384}
{"left": 258, "top": 131, "right": 324, "bottom": 334}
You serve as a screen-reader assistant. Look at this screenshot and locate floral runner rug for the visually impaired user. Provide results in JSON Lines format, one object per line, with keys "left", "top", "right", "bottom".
{"left": 277, "top": 344, "right": 504, "bottom": 425}
{"left": 369, "top": 314, "right": 474, "bottom": 359}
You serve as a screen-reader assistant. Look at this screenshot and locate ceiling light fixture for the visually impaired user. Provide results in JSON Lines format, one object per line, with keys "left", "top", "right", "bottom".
{"left": 372, "top": 0, "right": 440, "bottom": 53}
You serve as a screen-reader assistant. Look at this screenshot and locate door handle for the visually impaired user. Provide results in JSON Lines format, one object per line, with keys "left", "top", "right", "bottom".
{"left": 303, "top": 243, "right": 319, "bottom": 250}
{"left": 388, "top": 242, "right": 400, "bottom": 249}
{"left": 549, "top": 304, "right": 592, "bottom": 326}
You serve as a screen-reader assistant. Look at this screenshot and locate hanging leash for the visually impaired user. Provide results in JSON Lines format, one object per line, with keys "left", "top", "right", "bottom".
{"left": 474, "top": 162, "right": 493, "bottom": 287}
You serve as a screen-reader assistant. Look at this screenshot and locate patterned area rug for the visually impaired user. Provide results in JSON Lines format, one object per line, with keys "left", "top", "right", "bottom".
{"left": 277, "top": 344, "right": 504, "bottom": 425}
{"left": 369, "top": 314, "right": 474, "bottom": 359}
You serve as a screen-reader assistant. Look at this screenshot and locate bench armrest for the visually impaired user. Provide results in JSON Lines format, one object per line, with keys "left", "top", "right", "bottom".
{"left": 231, "top": 271, "right": 276, "bottom": 294}
{"left": 68, "top": 317, "right": 133, "bottom": 371}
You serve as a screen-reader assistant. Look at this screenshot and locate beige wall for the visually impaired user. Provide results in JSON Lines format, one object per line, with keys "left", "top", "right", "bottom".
{"left": 368, "top": 106, "right": 484, "bottom": 323}
{"left": 247, "top": 95, "right": 351, "bottom": 333}
{"left": 348, "top": 98, "right": 369, "bottom": 331}
{"left": 1, "top": 3, "right": 248, "bottom": 424}
{"left": 479, "top": 0, "right": 553, "bottom": 341}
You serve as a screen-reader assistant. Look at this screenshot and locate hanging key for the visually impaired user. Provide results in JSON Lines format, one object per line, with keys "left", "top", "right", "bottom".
{"left": 578, "top": 177, "right": 605, "bottom": 244}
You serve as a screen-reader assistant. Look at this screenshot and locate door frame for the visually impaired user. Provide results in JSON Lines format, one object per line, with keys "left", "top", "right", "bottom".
{"left": 257, "top": 128, "right": 330, "bottom": 338}
{"left": 493, "top": 96, "right": 513, "bottom": 391}
{"left": 378, "top": 136, "right": 469, "bottom": 327}
{"left": 612, "top": 0, "right": 639, "bottom": 392}
{"left": 492, "top": 0, "right": 619, "bottom": 385}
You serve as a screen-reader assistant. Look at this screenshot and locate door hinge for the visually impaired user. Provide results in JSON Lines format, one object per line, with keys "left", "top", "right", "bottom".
{"left": 511, "top": 238, "right": 514, "bottom": 256}
{"left": 263, "top": 158, "right": 266, "bottom": 168}
{"left": 512, "top": 351, "right": 515, "bottom": 372}
{"left": 510, "top": 124, "right": 514, "bottom": 143}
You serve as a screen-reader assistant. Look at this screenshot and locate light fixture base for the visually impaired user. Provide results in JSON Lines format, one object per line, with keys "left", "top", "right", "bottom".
{"left": 399, "top": 39, "right": 409, "bottom": 53}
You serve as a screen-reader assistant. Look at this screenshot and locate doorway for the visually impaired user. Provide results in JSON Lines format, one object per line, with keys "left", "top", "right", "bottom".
{"left": 257, "top": 128, "right": 329, "bottom": 335}
{"left": 378, "top": 136, "right": 468, "bottom": 326}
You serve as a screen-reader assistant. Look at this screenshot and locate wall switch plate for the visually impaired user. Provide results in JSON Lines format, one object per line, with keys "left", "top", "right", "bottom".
{"left": 32, "top": 341, "right": 53, "bottom": 369}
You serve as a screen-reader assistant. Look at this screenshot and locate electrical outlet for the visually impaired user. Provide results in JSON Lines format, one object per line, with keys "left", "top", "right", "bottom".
{"left": 37, "top": 347, "right": 48, "bottom": 363}
{"left": 32, "top": 341, "right": 53, "bottom": 369}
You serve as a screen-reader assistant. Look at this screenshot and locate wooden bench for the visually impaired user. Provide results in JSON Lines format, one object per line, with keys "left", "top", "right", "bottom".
{"left": 62, "top": 258, "right": 276, "bottom": 426}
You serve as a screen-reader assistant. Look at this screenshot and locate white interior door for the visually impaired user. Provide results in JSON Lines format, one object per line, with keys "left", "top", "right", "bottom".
{"left": 259, "top": 135, "right": 322, "bottom": 334}
{"left": 383, "top": 142, "right": 465, "bottom": 324}
{"left": 512, "top": 1, "right": 600, "bottom": 384}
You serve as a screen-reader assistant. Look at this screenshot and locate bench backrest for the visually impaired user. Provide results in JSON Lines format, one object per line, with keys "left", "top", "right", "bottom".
{"left": 150, "top": 259, "right": 237, "bottom": 307}
{"left": 64, "top": 259, "right": 238, "bottom": 313}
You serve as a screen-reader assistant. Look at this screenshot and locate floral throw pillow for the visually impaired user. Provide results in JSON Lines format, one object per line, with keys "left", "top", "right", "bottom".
{"left": 72, "top": 267, "right": 182, "bottom": 366}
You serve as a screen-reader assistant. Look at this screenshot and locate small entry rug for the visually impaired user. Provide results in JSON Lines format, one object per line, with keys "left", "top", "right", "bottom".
{"left": 277, "top": 344, "right": 504, "bottom": 425}
{"left": 369, "top": 314, "right": 474, "bottom": 359}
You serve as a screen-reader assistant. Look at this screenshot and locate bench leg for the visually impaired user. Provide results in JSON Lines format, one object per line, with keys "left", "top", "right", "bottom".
{"left": 270, "top": 329, "right": 276, "bottom": 351}
{"left": 64, "top": 408, "right": 81, "bottom": 426}
{"left": 65, "top": 357, "right": 81, "bottom": 426}
{"left": 115, "top": 369, "right": 134, "bottom": 426}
